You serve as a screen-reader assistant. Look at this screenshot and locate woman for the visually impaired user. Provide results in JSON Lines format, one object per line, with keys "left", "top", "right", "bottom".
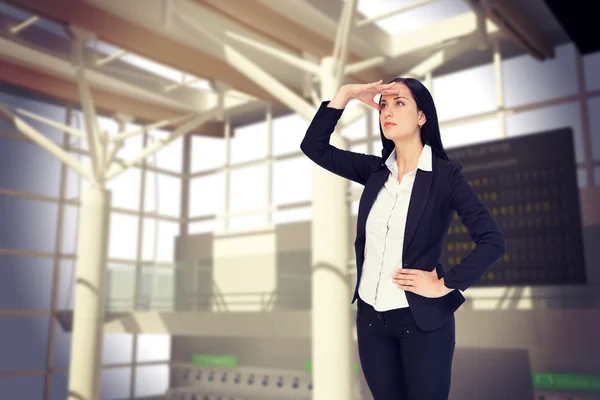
{"left": 300, "top": 78, "right": 506, "bottom": 399}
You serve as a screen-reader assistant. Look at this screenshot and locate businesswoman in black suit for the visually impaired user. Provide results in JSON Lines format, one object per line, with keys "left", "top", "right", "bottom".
{"left": 300, "top": 78, "right": 506, "bottom": 400}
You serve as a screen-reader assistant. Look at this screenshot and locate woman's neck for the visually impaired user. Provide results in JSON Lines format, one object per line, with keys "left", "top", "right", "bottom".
{"left": 394, "top": 136, "right": 423, "bottom": 174}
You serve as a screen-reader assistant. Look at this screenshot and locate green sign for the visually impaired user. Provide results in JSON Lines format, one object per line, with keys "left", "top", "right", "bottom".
{"left": 532, "top": 372, "right": 600, "bottom": 391}
{"left": 191, "top": 354, "right": 237, "bottom": 368}
{"left": 304, "top": 360, "right": 361, "bottom": 376}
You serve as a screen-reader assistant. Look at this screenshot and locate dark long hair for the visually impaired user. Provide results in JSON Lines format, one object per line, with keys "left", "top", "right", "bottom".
{"left": 378, "top": 77, "right": 450, "bottom": 163}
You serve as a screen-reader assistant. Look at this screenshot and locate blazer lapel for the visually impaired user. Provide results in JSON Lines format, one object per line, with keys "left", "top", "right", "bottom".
{"left": 403, "top": 168, "right": 433, "bottom": 255}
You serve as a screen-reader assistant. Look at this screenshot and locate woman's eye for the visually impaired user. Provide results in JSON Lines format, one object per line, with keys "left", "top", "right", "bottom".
{"left": 396, "top": 101, "right": 404, "bottom": 106}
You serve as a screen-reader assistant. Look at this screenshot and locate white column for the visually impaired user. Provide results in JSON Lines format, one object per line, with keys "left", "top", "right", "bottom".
{"left": 67, "top": 186, "right": 111, "bottom": 400}
{"left": 311, "top": 56, "right": 353, "bottom": 400}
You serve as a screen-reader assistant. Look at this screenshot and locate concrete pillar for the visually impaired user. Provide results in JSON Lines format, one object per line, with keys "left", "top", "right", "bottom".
{"left": 67, "top": 186, "right": 111, "bottom": 400}
{"left": 311, "top": 56, "right": 353, "bottom": 400}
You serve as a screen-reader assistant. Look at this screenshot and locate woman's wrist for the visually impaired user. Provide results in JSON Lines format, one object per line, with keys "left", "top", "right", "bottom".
{"left": 327, "top": 86, "right": 351, "bottom": 110}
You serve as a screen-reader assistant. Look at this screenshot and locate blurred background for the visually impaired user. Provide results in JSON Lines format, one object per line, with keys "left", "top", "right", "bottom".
{"left": 0, "top": 0, "right": 599, "bottom": 399}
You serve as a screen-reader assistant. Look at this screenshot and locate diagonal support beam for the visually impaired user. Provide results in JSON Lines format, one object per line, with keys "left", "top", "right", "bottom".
{"left": 0, "top": 105, "right": 93, "bottom": 182}
{"left": 105, "top": 106, "right": 220, "bottom": 181}
{"left": 174, "top": 10, "right": 316, "bottom": 121}
{"left": 225, "top": 31, "right": 320, "bottom": 75}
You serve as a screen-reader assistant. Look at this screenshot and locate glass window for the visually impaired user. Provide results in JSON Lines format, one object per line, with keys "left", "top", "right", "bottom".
{"left": 142, "top": 219, "right": 179, "bottom": 263}
{"left": 583, "top": 50, "right": 600, "bottom": 92}
{"left": 145, "top": 172, "right": 181, "bottom": 217}
{"left": 0, "top": 374, "right": 44, "bottom": 400}
{"left": 188, "top": 219, "right": 224, "bottom": 234}
{"left": 106, "top": 263, "right": 136, "bottom": 312}
{"left": 102, "top": 334, "right": 133, "bottom": 365}
{"left": 506, "top": 101, "right": 585, "bottom": 163}
{"left": 440, "top": 117, "right": 500, "bottom": 149}
{"left": 0, "top": 316, "right": 49, "bottom": 371}
{"left": 52, "top": 318, "right": 71, "bottom": 368}
{"left": 340, "top": 111, "right": 367, "bottom": 140}
{"left": 273, "top": 207, "right": 311, "bottom": 225}
{"left": 273, "top": 113, "right": 309, "bottom": 156}
{"left": 0, "top": 255, "right": 53, "bottom": 310}
{"left": 0, "top": 92, "right": 66, "bottom": 142}
{"left": 136, "top": 334, "right": 171, "bottom": 362}
{"left": 273, "top": 157, "right": 311, "bottom": 205}
{"left": 228, "top": 214, "right": 268, "bottom": 230}
{"left": 134, "top": 365, "right": 169, "bottom": 397}
{"left": 100, "top": 367, "right": 131, "bottom": 400}
{"left": 109, "top": 212, "right": 138, "bottom": 260}
{"left": 189, "top": 172, "right": 225, "bottom": 217}
{"left": 588, "top": 97, "right": 600, "bottom": 160}
{"left": 503, "top": 43, "right": 577, "bottom": 108}
{"left": 57, "top": 260, "right": 75, "bottom": 312}
{"left": 61, "top": 205, "right": 79, "bottom": 255}
{"left": 148, "top": 129, "right": 183, "bottom": 173}
{"left": 0, "top": 196, "right": 58, "bottom": 253}
{"left": 50, "top": 373, "right": 68, "bottom": 400}
{"left": 191, "top": 135, "right": 225, "bottom": 173}
{"left": 230, "top": 164, "right": 267, "bottom": 212}
{"left": 106, "top": 166, "right": 141, "bottom": 211}
{"left": 433, "top": 63, "right": 496, "bottom": 121}
{"left": 577, "top": 168, "right": 588, "bottom": 189}
{"left": 231, "top": 120, "right": 267, "bottom": 164}
{"left": 0, "top": 136, "right": 62, "bottom": 198}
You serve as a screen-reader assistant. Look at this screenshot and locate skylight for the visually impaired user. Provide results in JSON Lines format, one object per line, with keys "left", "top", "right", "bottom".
{"left": 356, "top": 0, "right": 471, "bottom": 36}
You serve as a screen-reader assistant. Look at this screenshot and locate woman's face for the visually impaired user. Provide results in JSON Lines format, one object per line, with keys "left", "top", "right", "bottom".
{"left": 379, "top": 82, "right": 425, "bottom": 142}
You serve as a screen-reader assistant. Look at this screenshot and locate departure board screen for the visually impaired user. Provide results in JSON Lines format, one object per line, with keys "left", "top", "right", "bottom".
{"left": 443, "top": 127, "right": 586, "bottom": 286}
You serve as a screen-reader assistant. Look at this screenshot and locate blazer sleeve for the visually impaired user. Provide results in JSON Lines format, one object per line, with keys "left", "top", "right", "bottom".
{"left": 443, "top": 164, "right": 507, "bottom": 292}
{"left": 300, "top": 101, "right": 381, "bottom": 186}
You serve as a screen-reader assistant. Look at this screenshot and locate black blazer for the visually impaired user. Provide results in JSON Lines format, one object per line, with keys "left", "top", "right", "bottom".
{"left": 301, "top": 101, "right": 506, "bottom": 331}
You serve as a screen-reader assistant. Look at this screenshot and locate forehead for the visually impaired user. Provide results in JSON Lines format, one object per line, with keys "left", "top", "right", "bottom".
{"left": 380, "top": 83, "right": 412, "bottom": 101}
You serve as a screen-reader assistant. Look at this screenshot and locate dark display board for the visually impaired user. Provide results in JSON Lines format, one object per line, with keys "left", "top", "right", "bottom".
{"left": 444, "top": 127, "right": 586, "bottom": 286}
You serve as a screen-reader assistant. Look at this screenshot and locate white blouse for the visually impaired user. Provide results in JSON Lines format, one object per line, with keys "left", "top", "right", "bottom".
{"left": 358, "top": 144, "right": 433, "bottom": 312}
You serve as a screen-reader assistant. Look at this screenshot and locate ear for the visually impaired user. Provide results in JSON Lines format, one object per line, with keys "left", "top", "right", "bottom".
{"left": 418, "top": 111, "right": 427, "bottom": 125}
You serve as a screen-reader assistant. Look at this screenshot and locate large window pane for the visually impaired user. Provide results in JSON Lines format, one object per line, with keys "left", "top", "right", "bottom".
{"left": 62, "top": 204, "right": 79, "bottom": 255}
{"left": 50, "top": 373, "right": 68, "bottom": 400}
{"left": 57, "top": 260, "right": 75, "bottom": 311}
{"left": 0, "top": 136, "right": 62, "bottom": 197}
{"left": 143, "top": 219, "right": 179, "bottom": 262}
{"left": 136, "top": 334, "right": 171, "bottom": 362}
{"left": 148, "top": 129, "right": 183, "bottom": 173}
{"left": 349, "top": 143, "right": 368, "bottom": 191}
{"left": 230, "top": 164, "right": 267, "bottom": 212}
{"left": 0, "top": 92, "right": 66, "bottom": 142}
{"left": 102, "top": 334, "right": 133, "bottom": 365}
{"left": 145, "top": 172, "right": 181, "bottom": 217}
{"left": 191, "top": 135, "right": 225, "bottom": 173}
{"left": 440, "top": 118, "right": 500, "bottom": 149}
{"left": 228, "top": 214, "right": 268, "bottom": 230}
{"left": 273, "top": 207, "right": 311, "bottom": 224}
{"left": 106, "top": 166, "right": 141, "bottom": 211}
{"left": 584, "top": 50, "right": 600, "bottom": 92}
{"left": 0, "top": 374, "right": 44, "bottom": 400}
{"left": 190, "top": 172, "right": 225, "bottom": 217}
{"left": 273, "top": 113, "right": 309, "bottom": 156}
{"left": 357, "top": 0, "right": 469, "bottom": 35}
{"left": 0, "top": 316, "right": 49, "bottom": 371}
{"left": 134, "top": 364, "right": 169, "bottom": 397}
{"left": 433, "top": 63, "right": 496, "bottom": 121}
{"left": 0, "top": 255, "right": 53, "bottom": 310}
{"left": 503, "top": 43, "right": 577, "bottom": 108}
{"left": 340, "top": 107, "right": 367, "bottom": 140}
{"left": 273, "top": 157, "right": 311, "bottom": 205}
{"left": 231, "top": 121, "right": 267, "bottom": 164}
{"left": 188, "top": 219, "right": 224, "bottom": 234}
{"left": 588, "top": 97, "right": 600, "bottom": 160}
{"left": 0, "top": 196, "right": 58, "bottom": 252}
{"left": 100, "top": 367, "right": 131, "bottom": 400}
{"left": 506, "top": 101, "right": 585, "bottom": 163}
{"left": 109, "top": 212, "right": 138, "bottom": 260}
{"left": 52, "top": 318, "right": 71, "bottom": 368}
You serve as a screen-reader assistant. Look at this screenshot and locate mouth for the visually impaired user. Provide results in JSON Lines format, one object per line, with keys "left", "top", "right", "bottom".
{"left": 384, "top": 122, "right": 396, "bottom": 127}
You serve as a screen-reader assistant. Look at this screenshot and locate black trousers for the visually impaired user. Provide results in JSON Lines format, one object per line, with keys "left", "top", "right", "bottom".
{"left": 356, "top": 296, "right": 456, "bottom": 400}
